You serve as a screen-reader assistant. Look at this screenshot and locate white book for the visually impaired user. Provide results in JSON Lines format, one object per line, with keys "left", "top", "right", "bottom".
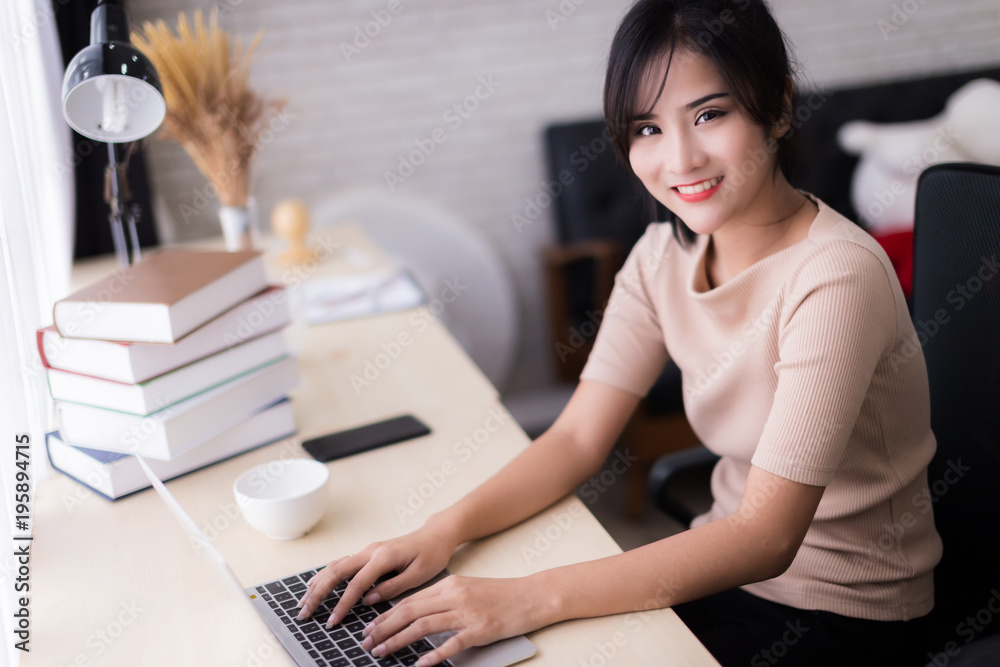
{"left": 47, "top": 330, "right": 288, "bottom": 415}
{"left": 46, "top": 398, "right": 296, "bottom": 501}
{"left": 56, "top": 356, "right": 300, "bottom": 460}
{"left": 53, "top": 249, "right": 267, "bottom": 343}
{"left": 39, "top": 286, "right": 290, "bottom": 384}
{"left": 303, "top": 269, "right": 425, "bottom": 325}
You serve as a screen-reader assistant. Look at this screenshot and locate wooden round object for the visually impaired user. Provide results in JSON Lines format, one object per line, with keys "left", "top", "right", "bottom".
{"left": 271, "top": 198, "right": 318, "bottom": 264}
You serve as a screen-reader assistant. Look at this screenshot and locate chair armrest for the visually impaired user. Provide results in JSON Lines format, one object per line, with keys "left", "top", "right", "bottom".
{"left": 541, "top": 240, "right": 624, "bottom": 383}
{"left": 542, "top": 240, "right": 623, "bottom": 308}
{"left": 542, "top": 239, "right": 622, "bottom": 267}
{"left": 648, "top": 446, "right": 719, "bottom": 527}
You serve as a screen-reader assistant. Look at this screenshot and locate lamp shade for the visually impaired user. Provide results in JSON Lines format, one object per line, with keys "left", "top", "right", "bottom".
{"left": 62, "top": 2, "right": 165, "bottom": 143}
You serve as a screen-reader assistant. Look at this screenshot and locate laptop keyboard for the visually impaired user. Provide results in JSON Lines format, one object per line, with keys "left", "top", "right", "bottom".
{"left": 254, "top": 567, "right": 453, "bottom": 667}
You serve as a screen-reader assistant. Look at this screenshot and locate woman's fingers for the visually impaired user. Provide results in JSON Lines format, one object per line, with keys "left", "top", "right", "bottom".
{"left": 360, "top": 560, "right": 439, "bottom": 606}
{"left": 413, "top": 633, "right": 470, "bottom": 667}
{"left": 366, "top": 611, "right": 458, "bottom": 662}
{"left": 296, "top": 554, "right": 355, "bottom": 619}
{"left": 361, "top": 592, "right": 446, "bottom": 650}
{"left": 327, "top": 555, "right": 398, "bottom": 627}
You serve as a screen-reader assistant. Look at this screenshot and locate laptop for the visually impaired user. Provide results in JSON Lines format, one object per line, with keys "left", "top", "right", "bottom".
{"left": 135, "top": 456, "right": 538, "bottom": 667}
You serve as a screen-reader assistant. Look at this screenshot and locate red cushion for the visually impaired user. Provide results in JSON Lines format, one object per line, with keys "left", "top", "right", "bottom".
{"left": 872, "top": 229, "right": 914, "bottom": 301}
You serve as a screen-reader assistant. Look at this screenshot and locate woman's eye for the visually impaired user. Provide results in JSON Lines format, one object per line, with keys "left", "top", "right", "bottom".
{"left": 635, "top": 124, "right": 660, "bottom": 137}
{"left": 696, "top": 109, "right": 725, "bottom": 124}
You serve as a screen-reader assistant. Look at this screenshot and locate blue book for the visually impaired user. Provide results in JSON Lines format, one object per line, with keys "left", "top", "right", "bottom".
{"left": 46, "top": 398, "right": 296, "bottom": 501}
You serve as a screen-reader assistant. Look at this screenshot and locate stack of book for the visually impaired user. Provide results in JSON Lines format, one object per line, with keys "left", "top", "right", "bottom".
{"left": 40, "top": 249, "right": 300, "bottom": 500}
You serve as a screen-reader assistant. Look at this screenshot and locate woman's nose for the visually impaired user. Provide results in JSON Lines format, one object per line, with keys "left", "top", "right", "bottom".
{"left": 664, "top": 127, "right": 704, "bottom": 177}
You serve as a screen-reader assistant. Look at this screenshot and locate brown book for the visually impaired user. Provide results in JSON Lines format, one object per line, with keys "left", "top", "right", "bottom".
{"left": 54, "top": 249, "right": 266, "bottom": 343}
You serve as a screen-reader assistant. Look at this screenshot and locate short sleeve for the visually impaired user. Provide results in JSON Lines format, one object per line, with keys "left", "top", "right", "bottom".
{"left": 751, "top": 242, "right": 898, "bottom": 486}
{"left": 578, "top": 224, "right": 670, "bottom": 397}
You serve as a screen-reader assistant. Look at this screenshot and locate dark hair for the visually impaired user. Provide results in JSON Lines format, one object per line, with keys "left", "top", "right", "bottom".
{"left": 604, "top": 0, "right": 801, "bottom": 247}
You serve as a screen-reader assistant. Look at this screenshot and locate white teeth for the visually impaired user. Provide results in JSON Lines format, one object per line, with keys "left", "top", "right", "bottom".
{"left": 676, "top": 177, "right": 720, "bottom": 195}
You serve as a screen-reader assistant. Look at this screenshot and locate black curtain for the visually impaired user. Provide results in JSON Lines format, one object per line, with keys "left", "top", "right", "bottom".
{"left": 53, "top": 0, "right": 159, "bottom": 259}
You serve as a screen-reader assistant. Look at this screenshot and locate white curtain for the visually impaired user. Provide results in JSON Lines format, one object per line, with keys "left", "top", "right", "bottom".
{"left": 0, "top": 0, "right": 76, "bottom": 664}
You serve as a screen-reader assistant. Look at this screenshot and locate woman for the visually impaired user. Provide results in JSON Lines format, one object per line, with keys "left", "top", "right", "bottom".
{"left": 297, "top": 1, "right": 943, "bottom": 664}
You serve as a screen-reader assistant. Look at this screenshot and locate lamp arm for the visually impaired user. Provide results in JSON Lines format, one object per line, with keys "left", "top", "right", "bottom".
{"left": 91, "top": 0, "right": 129, "bottom": 45}
{"left": 104, "top": 142, "right": 141, "bottom": 269}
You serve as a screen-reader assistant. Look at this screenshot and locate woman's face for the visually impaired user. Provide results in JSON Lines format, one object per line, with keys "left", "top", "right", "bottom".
{"left": 628, "top": 47, "right": 783, "bottom": 236}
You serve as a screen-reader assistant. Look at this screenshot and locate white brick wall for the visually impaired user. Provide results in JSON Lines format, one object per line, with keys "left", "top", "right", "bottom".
{"left": 128, "top": 0, "right": 1000, "bottom": 395}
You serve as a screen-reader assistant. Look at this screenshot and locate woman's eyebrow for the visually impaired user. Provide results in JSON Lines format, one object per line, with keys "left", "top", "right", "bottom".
{"left": 683, "top": 92, "right": 729, "bottom": 110}
{"left": 631, "top": 92, "right": 731, "bottom": 122}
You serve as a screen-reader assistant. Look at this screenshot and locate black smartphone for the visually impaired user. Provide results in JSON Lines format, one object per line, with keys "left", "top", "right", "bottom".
{"left": 302, "top": 415, "right": 431, "bottom": 462}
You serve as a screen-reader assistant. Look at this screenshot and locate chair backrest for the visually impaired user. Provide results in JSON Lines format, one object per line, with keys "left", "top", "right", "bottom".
{"left": 543, "top": 120, "right": 662, "bottom": 340}
{"left": 912, "top": 162, "right": 1000, "bottom": 646}
{"left": 544, "top": 120, "right": 654, "bottom": 249}
{"left": 312, "top": 189, "right": 520, "bottom": 393}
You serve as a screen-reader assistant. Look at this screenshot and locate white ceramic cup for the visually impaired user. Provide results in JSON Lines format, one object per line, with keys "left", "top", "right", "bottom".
{"left": 233, "top": 458, "right": 330, "bottom": 540}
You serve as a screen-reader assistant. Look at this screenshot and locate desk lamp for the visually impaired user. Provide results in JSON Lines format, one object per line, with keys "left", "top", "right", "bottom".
{"left": 61, "top": 0, "right": 166, "bottom": 269}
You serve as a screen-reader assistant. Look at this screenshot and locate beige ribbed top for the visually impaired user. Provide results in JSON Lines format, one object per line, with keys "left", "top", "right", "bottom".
{"left": 580, "top": 193, "right": 943, "bottom": 621}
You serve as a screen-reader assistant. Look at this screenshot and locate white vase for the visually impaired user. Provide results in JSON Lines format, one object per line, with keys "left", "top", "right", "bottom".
{"left": 218, "top": 197, "right": 260, "bottom": 251}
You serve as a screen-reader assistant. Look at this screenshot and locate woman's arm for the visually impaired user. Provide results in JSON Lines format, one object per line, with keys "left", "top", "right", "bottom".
{"left": 427, "top": 379, "right": 642, "bottom": 547}
{"left": 302, "top": 379, "right": 643, "bottom": 621}
{"left": 539, "top": 464, "right": 825, "bottom": 620}
{"left": 361, "top": 465, "right": 825, "bottom": 665}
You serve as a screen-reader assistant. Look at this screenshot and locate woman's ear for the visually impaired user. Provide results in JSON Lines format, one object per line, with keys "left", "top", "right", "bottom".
{"left": 771, "top": 75, "right": 795, "bottom": 139}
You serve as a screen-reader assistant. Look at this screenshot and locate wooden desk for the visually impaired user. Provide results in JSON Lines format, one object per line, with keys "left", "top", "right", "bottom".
{"left": 26, "top": 229, "right": 718, "bottom": 666}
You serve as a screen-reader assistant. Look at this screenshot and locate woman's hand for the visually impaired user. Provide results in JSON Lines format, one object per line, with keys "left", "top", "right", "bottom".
{"left": 295, "top": 517, "right": 460, "bottom": 626}
{"left": 358, "top": 574, "right": 553, "bottom": 666}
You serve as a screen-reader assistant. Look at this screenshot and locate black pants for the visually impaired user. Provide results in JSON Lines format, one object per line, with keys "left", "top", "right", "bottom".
{"left": 672, "top": 588, "right": 932, "bottom": 667}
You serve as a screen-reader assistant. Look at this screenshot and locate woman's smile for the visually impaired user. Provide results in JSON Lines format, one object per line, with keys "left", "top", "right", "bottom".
{"left": 672, "top": 175, "right": 724, "bottom": 202}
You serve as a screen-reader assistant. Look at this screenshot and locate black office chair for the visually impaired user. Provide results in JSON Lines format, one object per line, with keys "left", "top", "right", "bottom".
{"left": 911, "top": 162, "right": 1000, "bottom": 663}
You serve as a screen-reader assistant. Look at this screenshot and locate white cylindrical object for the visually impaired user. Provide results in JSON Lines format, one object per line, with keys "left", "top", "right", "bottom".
{"left": 218, "top": 197, "right": 260, "bottom": 251}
